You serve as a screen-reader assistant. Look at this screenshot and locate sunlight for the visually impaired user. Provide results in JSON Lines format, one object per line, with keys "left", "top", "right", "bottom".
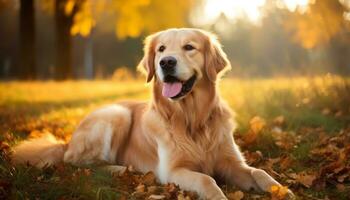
{"left": 199, "top": 0, "right": 313, "bottom": 25}
{"left": 202, "top": 0, "right": 266, "bottom": 24}
{"left": 282, "top": 0, "right": 311, "bottom": 12}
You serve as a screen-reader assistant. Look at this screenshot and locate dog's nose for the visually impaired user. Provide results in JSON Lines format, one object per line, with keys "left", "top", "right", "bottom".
{"left": 159, "top": 56, "right": 177, "bottom": 71}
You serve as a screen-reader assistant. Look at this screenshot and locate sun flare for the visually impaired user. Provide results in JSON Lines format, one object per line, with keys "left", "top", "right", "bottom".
{"left": 198, "top": 0, "right": 312, "bottom": 25}
{"left": 202, "top": 0, "right": 266, "bottom": 24}
{"left": 282, "top": 0, "right": 310, "bottom": 12}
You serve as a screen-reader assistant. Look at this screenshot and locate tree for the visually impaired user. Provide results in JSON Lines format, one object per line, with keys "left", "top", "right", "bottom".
{"left": 19, "top": 0, "right": 36, "bottom": 79}
{"left": 68, "top": 0, "right": 194, "bottom": 39}
{"left": 54, "top": 0, "right": 77, "bottom": 80}
{"left": 285, "top": 0, "right": 347, "bottom": 49}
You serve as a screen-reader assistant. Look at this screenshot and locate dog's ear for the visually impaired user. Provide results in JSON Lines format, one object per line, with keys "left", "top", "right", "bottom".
{"left": 137, "top": 33, "right": 158, "bottom": 83}
{"left": 204, "top": 32, "right": 231, "bottom": 82}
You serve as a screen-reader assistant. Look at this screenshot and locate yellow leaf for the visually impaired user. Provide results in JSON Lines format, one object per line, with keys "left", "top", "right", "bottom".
{"left": 227, "top": 190, "right": 244, "bottom": 200}
{"left": 64, "top": 0, "right": 75, "bottom": 15}
{"left": 70, "top": 1, "right": 95, "bottom": 37}
{"left": 270, "top": 185, "right": 289, "bottom": 200}
{"left": 250, "top": 116, "right": 266, "bottom": 134}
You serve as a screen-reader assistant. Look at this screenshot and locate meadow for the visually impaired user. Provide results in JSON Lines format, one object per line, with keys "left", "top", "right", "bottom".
{"left": 0, "top": 75, "right": 349, "bottom": 200}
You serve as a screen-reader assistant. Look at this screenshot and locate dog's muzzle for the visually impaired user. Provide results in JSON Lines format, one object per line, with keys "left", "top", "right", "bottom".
{"left": 162, "top": 74, "right": 196, "bottom": 99}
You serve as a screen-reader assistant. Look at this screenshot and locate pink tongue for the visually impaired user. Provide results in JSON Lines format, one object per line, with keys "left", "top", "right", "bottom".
{"left": 162, "top": 82, "right": 182, "bottom": 98}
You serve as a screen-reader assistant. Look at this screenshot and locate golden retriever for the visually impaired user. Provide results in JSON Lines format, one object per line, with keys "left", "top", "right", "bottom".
{"left": 13, "top": 28, "right": 293, "bottom": 199}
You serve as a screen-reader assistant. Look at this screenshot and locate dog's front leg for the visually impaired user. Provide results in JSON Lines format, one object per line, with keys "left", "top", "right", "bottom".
{"left": 217, "top": 159, "right": 295, "bottom": 199}
{"left": 168, "top": 168, "right": 227, "bottom": 200}
{"left": 216, "top": 139, "right": 295, "bottom": 199}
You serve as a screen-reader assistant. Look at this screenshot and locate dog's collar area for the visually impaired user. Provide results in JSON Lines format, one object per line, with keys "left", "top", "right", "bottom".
{"left": 170, "top": 75, "right": 196, "bottom": 100}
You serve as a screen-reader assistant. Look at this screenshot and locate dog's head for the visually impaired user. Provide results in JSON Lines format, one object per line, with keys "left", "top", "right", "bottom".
{"left": 138, "top": 28, "right": 231, "bottom": 100}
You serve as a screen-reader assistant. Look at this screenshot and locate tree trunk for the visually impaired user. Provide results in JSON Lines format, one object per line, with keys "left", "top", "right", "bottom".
{"left": 19, "top": 0, "right": 36, "bottom": 79}
{"left": 84, "top": 34, "right": 94, "bottom": 79}
{"left": 54, "top": 0, "right": 74, "bottom": 80}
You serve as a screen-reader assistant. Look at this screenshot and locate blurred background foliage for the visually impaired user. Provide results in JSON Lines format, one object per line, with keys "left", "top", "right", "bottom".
{"left": 0, "top": 0, "right": 349, "bottom": 80}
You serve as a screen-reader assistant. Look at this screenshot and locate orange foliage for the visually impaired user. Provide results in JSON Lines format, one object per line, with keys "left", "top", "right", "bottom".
{"left": 286, "top": 0, "right": 346, "bottom": 49}
{"left": 59, "top": 0, "right": 194, "bottom": 38}
{"left": 69, "top": 0, "right": 95, "bottom": 37}
{"left": 111, "top": 0, "right": 194, "bottom": 39}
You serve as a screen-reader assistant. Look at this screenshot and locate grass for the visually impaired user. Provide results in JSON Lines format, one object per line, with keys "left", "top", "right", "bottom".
{"left": 0, "top": 75, "right": 350, "bottom": 199}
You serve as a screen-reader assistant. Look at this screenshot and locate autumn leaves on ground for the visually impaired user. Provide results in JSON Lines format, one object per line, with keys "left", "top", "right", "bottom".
{"left": 0, "top": 75, "right": 349, "bottom": 200}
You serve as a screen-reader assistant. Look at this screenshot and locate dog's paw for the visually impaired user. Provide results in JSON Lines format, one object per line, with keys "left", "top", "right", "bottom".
{"left": 251, "top": 169, "right": 295, "bottom": 199}
{"left": 250, "top": 169, "right": 280, "bottom": 191}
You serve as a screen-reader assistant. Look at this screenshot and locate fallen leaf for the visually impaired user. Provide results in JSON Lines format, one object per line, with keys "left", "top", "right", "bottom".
{"left": 273, "top": 115, "right": 285, "bottom": 125}
{"left": 243, "top": 130, "right": 258, "bottom": 144}
{"left": 336, "top": 184, "right": 345, "bottom": 191}
{"left": 135, "top": 184, "right": 145, "bottom": 193}
{"left": 148, "top": 194, "right": 166, "bottom": 199}
{"left": 227, "top": 190, "right": 244, "bottom": 200}
{"left": 83, "top": 168, "right": 91, "bottom": 176}
{"left": 270, "top": 185, "right": 289, "bottom": 200}
{"left": 335, "top": 111, "right": 342, "bottom": 117}
{"left": 250, "top": 116, "right": 266, "bottom": 134}
{"left": 177, "top": 193, "right": 186, "bottom": 200}
{"left": 244, "top": 150, "right": 263, "bottom": 165}
{"left": 127, "top": 165, "right": 135, "bottom": 172}
{"left": 142, "top": 171, "right": 156, "bottom": 185}
{"left": 279, "top": 155, "right": 293, "bottom": 170}
{"left": 322, "top": 108, "right": 331, "bottom": 115}
{"left": 166, "top": 183, "right": 177, "bottom": 193}
{"left": 337, "top": 173, "right": 348, "bottom": 183}
{"left": 147, "top": 185, "right": 158, "bottom": 193}
{"left": 296, "top": 172, "right": 316, "bottom": 188}
{"left": 29, "top": 130, "right": 44, "bottom": 138}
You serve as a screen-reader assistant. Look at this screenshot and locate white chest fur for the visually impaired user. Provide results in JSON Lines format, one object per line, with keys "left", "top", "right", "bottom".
{"left": 156, "top": 140, "right": 169, "bottom": 184}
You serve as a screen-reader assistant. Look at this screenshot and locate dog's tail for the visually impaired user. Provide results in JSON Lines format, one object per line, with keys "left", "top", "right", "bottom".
{"left": 12, "top": 133, "right": 67, "bottom": 168}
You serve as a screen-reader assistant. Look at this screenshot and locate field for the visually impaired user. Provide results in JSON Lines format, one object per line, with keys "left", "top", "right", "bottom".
{"left": 0, "top": 76, "right": 349, "bottom": 200}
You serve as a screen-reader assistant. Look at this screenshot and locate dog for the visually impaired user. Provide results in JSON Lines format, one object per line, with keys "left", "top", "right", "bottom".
{"left": 13, "top": 28, "right": 293, "bottom": 199}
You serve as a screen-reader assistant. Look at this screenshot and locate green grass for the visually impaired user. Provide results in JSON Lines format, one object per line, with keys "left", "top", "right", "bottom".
{"left": 1, "top": 76, "right": 350, "bottom": 199}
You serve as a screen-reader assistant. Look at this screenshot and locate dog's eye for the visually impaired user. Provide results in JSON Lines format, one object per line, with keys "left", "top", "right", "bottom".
{"left": 158, "top": 45, "right": 166, "bottom": 52}
{"left": 183, "top": 44, "right": 195, "bottom": 51}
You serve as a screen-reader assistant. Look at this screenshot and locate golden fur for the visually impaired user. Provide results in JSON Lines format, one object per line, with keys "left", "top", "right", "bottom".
{"left": 12, "top": 28, "right": 293, "bottom": 199}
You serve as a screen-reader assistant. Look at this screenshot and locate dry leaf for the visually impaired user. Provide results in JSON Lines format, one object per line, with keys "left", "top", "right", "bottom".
{"left": 296, "top": 173, "right": 316, "bottom": 188}
{"left": 147, "top": 185, "right": 158, "bottom": 193}
{"left": 148, "top": 194, "right": 166, "bottom": 200}
{"left": 29, "top": 130, "right": 44, "bottom": 138}
{"left": 273, "top": 115, "right": 285, "bottom": 125}
{"left": 166, "top": 183, "right": 177, "bottom": 193}
{"left": 336, "top": 184, "right": 345, "bottom": 191}
{"left": 335, "top": 111, "right": 343, "bottom": 117}
{"left": 279, "top": 155, "right": 293, "bottom": 170}
{"left": 135, "top": 184, "right": 145, "bottom": 193}
{"left": 177, "top": 193, "right": 186, "bottom": 200}
{"left": 337, "top": 173, "right": 348, "bottom": 183}
{"left": 244, "top": 150, "right": 263, "bottom": 165}
{"left": 250, "top": 116, "right": 266, "bottom": 134}
{"left": 270, "top": 185, "right": 289, "bottom": 200}
{"left": 143, "top": 171, "right": 156, "bottom": 185}
{"left": 243, "top": 130, "right": 258, "bottom": 144}
{"left": 227, "top": 190, "right": 244, "bottom": 200}
{"left": 322, "top": 108, "right": 331, "bottom": 115}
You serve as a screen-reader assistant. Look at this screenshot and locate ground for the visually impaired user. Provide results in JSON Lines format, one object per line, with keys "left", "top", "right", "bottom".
{"left": 0, "top": 75, "right": 349, "bottom": 200}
